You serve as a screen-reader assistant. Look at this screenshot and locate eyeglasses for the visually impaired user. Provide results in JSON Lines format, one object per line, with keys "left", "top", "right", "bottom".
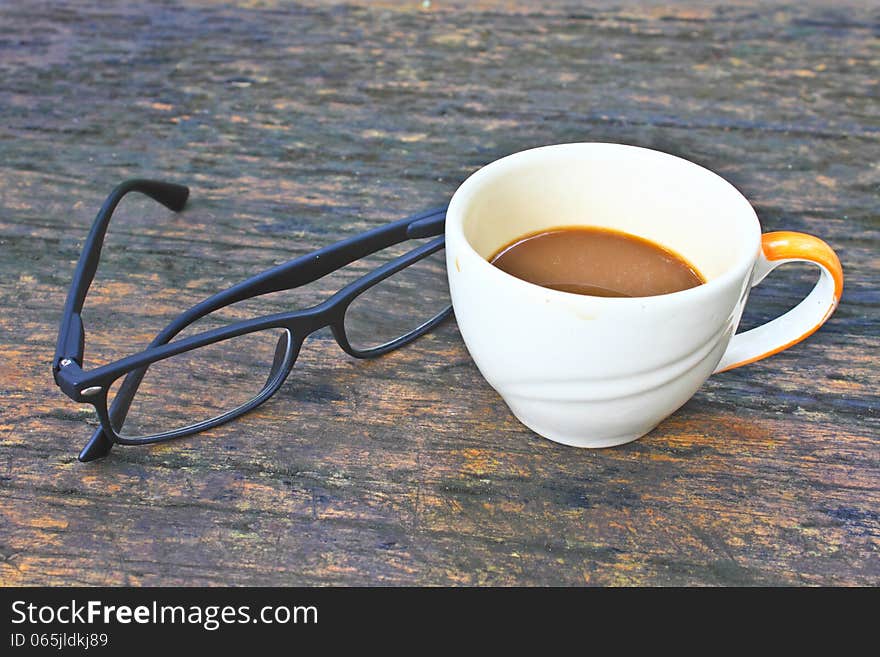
{"left": 53, "top": 179, "right": 450, "bottom": 462}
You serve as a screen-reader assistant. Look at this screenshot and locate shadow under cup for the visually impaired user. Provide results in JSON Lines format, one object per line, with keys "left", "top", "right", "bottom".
{"left": 444, "top": 143, "right": 762, "bottom": 448}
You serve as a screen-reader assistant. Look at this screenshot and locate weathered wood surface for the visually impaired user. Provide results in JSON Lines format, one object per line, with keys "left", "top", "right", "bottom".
{"left": 0, "top": 0, "right": 877, "bottom": 586}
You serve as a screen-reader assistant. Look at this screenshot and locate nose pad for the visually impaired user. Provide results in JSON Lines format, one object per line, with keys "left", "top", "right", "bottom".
{"left": 266, "top": 330, "right": 292, "bottom": 387}
{"left": 330, "top": 322, "right": 350, "bottom": 352}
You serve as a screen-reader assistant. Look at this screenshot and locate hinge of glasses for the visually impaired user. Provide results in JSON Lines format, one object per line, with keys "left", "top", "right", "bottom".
{"left": 56, "top": 359, "right": 101, "bottom": 399}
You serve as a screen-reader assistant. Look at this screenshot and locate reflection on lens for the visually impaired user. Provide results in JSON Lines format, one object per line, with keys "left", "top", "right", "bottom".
{"left": 344, "top": 249, "right": 449, "bottom": 352}
{"left": 108, "top": 328, "right": 290, "bottom": 439}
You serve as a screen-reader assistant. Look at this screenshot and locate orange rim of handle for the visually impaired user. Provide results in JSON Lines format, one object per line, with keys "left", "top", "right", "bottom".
{"left": 717, "top": 231, "right": 843, "bottom": 372}
{"left": 762, "top": 231, "right": 844, "bottom": 299}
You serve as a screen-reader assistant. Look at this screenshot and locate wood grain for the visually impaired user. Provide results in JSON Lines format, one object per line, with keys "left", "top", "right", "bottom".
{"left": 0, "top": 0, "right": 877, "bottom": 586}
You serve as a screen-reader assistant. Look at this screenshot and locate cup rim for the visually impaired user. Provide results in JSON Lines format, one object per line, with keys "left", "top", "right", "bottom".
{"left": 446, "top": 142, "right": 761, "bottom": 303}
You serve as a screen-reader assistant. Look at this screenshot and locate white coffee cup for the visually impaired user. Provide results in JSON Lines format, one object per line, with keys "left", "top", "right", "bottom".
{"left": 445, "top": 143, "right": 843, "bottom": 448}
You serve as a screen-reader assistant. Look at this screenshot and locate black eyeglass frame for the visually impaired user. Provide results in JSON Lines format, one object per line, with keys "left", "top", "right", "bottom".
{"left": 53, "top": 180, "right": 449, "bottom": 462}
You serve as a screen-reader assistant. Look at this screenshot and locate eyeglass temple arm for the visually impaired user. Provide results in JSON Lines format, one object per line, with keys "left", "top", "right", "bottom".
{"left": 77, "top": 205, "right": 445, "bottom": 462}
{"left": 53, "top": 179, "right": 189, "bottom": 373}
{"left": 135, "top": 206, "right": 447, "bottom": 350}
{"left": 207, "top": 207, "right": 446, "bottom": 301}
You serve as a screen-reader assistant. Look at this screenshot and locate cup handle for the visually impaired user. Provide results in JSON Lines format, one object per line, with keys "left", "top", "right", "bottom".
{"left": 714, "top": 231, "right": 843, "bottom": 373}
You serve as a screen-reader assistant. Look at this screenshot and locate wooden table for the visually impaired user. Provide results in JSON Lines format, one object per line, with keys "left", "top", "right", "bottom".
{"left": 1, "top": 0, "right": 877, "bottom": 586}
